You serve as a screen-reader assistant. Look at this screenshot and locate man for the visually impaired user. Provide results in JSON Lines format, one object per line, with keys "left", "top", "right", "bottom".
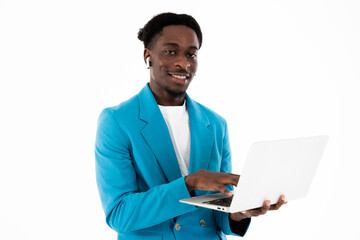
{"left": 95, "top": 12, "right": 285, "bottom": 240}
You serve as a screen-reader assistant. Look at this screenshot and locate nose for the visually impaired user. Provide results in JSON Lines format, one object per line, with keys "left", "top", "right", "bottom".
{"left": 175, "top": 55, "right": 190, "bottom": 70}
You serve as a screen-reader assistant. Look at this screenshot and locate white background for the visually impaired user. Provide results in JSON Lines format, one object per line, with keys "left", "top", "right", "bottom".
{"left": 0, "top": 0, "right": 359, "bottom": 239}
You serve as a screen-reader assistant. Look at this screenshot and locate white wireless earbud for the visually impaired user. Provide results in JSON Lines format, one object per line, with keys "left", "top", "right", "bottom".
{"left": 146, "top": 58, "right": 152, "bottom": 69}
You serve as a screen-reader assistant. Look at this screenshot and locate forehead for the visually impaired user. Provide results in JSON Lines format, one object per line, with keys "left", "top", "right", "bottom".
{"left": 155, "top": 25, "right": 199, "bottom": 49}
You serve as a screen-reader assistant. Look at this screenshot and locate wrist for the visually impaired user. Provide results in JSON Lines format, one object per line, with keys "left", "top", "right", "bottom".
{"left": 230, "top": 212, "right": 248, "bottom": 222}
{"left": 185, "top": 174, "right": 195, "bottom": 192}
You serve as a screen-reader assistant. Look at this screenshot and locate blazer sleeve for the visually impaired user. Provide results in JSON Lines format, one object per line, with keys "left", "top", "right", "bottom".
{"left": 95, "top": 109, "right": 197, "bottom": 233}
{"left": 213, "top": 121, "right": 251, "bottom": 236}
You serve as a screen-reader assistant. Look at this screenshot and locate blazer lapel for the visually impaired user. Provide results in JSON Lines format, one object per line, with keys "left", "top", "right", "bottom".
{"left": 138, "top": 85, "right": 182, "bottom": 182}
{"left": 186, "top": 95, "right": 215, "bottom": 175}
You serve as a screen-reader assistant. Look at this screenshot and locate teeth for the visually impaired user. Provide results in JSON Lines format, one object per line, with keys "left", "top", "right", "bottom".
{"left": 172, "top": 74, "right": 187, "bottom": 79}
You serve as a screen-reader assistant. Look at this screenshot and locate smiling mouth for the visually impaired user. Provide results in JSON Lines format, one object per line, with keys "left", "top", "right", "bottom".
{"left": 168, "top": 72, "right": 190, "bottom": 85}
{"left": 171, "top": 74, "right": 187, "bottom": 79}
{"left": 168, "top": 73, "right": 190, "bottom": 79}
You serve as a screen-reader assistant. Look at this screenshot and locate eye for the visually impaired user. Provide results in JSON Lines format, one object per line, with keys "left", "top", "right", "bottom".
{"left": 165, "top": 50, "right": 175, "bottom": 55}
{"left": 187, "top": 52, "right": 197, "bottom": 59}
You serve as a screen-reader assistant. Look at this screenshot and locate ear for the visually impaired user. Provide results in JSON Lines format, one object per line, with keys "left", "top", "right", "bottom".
{"left": 143, "top": 48, "right": 151, "bottom": 65}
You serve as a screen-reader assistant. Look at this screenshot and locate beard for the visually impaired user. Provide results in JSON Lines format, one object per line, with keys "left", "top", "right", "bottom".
{"left": 166, "top": 86, "right": 187, "bottom": 99}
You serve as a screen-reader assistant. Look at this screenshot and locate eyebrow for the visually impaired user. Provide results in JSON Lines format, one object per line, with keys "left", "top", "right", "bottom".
{"left": 163, "top": 42, "right": 199, "bottom": 50}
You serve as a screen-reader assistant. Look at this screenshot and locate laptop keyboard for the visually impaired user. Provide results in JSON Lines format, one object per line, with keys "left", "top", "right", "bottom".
{"left": 203, "top": 197, "right": 233, "bottom": 207}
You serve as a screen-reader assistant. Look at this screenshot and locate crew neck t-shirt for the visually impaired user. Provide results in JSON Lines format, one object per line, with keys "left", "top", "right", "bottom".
{"left": 158, "top": 102, "right": 190, "bottom": 177}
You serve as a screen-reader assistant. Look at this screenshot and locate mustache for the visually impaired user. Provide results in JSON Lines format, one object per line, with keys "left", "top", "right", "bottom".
{"left": 167, "top": 69, "right": 192, "bottom": 76}
{"left": 170, "top": 69, "right": 190, "bottom": 74}
{"left": 175, "top": 69, "right": 190, "bottom": 74}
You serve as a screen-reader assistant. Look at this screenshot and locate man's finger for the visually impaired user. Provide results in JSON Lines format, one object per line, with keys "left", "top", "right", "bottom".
{"left": 269, "top": 195, "right": 286, "bottom": 210}
{"left": 221, "top": 179, "right": 239, "bottom": 187}
{"left": 259, "top": 200, "right": 271, "bottom": 215}
{"left": 240, "top": 210, "right": 252, "bottom": 218}
{"left": 217, "top": 185, "right": 234, "bottom": 197}
{"left": 248, "top": 200, "right": 271, "bottom": 216}
{"left": 224, "top": 173, "right": 240, "bottom": 178}
{"left": 219, "top": 174, "right": 240, "bottom": 186}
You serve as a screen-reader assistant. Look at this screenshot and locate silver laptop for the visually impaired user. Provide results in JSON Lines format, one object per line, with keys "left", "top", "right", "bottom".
{"left": 180, "top": 135, "right": 329, "bottom": 213}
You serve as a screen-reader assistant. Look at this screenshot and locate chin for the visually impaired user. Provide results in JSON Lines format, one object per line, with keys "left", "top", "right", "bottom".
{"left": 166, "top": 88, "right": 187, "bottom": 98}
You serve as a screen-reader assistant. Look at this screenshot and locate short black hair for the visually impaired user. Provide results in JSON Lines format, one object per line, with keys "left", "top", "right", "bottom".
{"left": 138, "top": 12, "right": 202, "bottom": 50}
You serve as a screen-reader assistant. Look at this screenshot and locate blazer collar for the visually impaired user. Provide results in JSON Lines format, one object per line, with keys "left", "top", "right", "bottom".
{"left": 138, "top": 84, "right": 159, "bottom": 123}
{"left": 186, "top": 94, "right": 214, "bottom": 175}
{"left": 138, "top": 84, "right": 181, "bottom": 182}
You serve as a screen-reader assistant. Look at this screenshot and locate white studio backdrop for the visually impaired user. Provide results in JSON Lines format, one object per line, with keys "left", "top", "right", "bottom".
{"left": 0, "top": 0, "right": 359, "bottom": 239}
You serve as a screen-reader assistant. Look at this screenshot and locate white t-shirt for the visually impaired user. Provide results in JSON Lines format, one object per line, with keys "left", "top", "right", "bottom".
{"left": 159, "top": 102, "right": 190, "bottom": 177}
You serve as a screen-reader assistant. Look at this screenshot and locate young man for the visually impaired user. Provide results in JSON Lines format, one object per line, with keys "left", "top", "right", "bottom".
{"left": 95, "top": 12, "right": 285, "bottom": 240}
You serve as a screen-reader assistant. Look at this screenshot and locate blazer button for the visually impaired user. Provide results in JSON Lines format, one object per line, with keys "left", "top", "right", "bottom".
{"left": 175, "top": 223, "right": 181, "bottom": 231}
{"left": 200, "top": 219, "right": 206, "bottom": 227}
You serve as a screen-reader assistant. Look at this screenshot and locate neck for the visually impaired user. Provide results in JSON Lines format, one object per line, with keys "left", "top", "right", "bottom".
{"left": 149, "top": 82, "right": 186, "bottom": 106}
{"left": 153, "top": 92, "right": 185, "bottom": 106}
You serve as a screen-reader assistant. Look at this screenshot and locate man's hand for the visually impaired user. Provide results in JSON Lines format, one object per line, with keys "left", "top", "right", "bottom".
{"left": 230, "top": 195, "right": 287, "bottom": 221}
{"left": 185, "top": 169, "right": 239, "bottom": 197}
{"left": 184, "top": 169, "right": 287, "bottom": 221}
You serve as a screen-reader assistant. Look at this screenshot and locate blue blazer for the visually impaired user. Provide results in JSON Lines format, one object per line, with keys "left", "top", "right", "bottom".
{"left": 95, "top": 84, "right": 250, "bottom": 239}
